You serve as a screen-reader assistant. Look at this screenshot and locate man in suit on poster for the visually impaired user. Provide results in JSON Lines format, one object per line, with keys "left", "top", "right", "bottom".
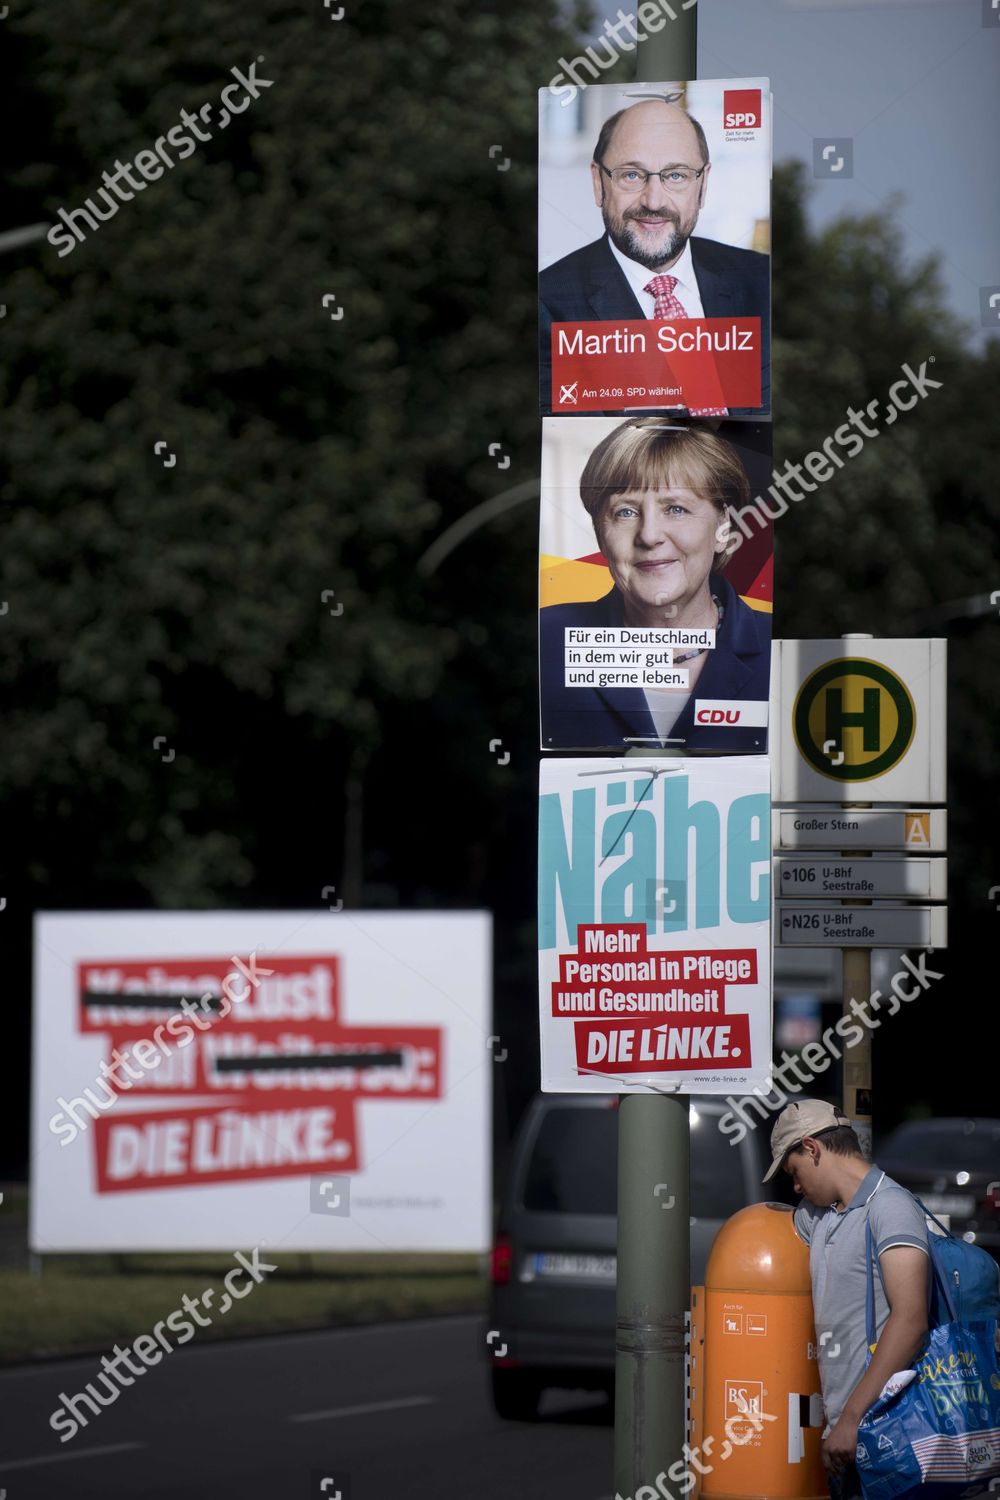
{"left": 539, "top": 97, "right": 770, "bottom": 415}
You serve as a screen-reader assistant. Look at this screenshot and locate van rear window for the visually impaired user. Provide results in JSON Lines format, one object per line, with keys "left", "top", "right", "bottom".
{"left": 522, "top": 1108, "right": 617, "bottom": 1215}
{"left": 520, "top": 1106, "right": 748, "bottom": 1219}
{"left": 690, "top": 1111, "right": 748, "bottom": 1219}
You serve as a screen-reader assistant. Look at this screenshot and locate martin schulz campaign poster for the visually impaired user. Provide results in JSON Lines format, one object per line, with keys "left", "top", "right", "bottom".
{"left": 538, "top": 757, "right": 772, "bottom": 1096}
{"left": 539, "top": 79, "right": 772, "bottom": 418}
{"left": 539, "top": 416, "right": 773, "bottom": 753}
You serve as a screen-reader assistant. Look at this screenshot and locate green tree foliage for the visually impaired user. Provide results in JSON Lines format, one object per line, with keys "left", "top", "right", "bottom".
{"left": 770, "top": 161, "right": 993, "bottom": 631}
{"left": 0, "top": 11, "right": 996, "bottom": 1142}
{"left": 769, "top": 162, "right": 1000, "bottom": 1120}
{"left": 0, "top": 0, "right": 583, "bottom": 905}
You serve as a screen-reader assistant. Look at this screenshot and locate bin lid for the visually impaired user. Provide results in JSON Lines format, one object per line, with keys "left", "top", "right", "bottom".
{"left": 705, "top": 1202, "right": 811, "bottom": 1292}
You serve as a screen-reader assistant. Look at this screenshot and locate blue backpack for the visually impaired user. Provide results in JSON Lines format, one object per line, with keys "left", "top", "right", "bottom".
{"left": 914, "top": 1198, "right": 1000, "bottom": 1327}
{"left": 868, "top": 1193, "right": 1000, "bottom": 1326}
{"left": 857, "top": 1202, "right": 1000, "bottom": 1500}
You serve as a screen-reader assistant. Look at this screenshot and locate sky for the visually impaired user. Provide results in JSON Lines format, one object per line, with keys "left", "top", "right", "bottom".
{"left": 586, "top": 0, "right": 1000, "bottom": 343}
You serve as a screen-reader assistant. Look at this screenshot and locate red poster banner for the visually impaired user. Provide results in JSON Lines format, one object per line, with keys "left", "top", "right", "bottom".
{"left": 573, "top": 1013, "right": 753, "bottom": 1075}
{"left": 93, "top": 1096, "right": 359, "bottom": 1192}
{"left": 76, "top": 953, "right": 443, "bottom": 1192}
{"left": 549, "top": 317, "right": 762, "bottom": 413}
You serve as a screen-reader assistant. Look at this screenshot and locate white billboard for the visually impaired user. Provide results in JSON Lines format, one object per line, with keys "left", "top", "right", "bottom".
{"left": 31, "top": 911, "right": 491, "bottom": 1252}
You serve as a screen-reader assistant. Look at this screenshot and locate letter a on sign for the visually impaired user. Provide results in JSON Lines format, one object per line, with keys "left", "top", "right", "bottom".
{"left": 905, "top": 813, "right": 930, "bottom": 847}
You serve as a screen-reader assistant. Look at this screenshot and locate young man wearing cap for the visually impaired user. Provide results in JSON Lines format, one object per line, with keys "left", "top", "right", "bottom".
{"left": 763, "top": 1098, "right": 930, "bottom": 1500}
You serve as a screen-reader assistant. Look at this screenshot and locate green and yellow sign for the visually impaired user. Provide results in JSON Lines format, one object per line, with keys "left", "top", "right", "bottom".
{"left": 793, "top": 658, "right": 916, "bottom": 782}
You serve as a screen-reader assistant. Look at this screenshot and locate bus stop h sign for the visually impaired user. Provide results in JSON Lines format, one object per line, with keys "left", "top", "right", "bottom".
{"left": 772, "top": 639, "right": 946, "bottom": 803}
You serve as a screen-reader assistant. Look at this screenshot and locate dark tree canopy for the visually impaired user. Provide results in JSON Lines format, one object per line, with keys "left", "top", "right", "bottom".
{"left": 0, "top": 6, "right": 996, "bottom": 1159}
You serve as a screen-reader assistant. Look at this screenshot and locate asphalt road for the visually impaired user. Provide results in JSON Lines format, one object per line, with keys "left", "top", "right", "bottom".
{"left": 0, "top": 1315, "right": 614, "bottom": 1500}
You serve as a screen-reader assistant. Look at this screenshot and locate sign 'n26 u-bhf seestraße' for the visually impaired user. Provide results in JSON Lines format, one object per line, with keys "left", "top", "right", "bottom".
{"left": 538, "top": 758, "right": 771, "bottom": 1095}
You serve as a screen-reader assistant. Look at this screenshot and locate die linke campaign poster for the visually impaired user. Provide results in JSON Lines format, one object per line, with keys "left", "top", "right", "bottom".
{"left": 539, "top": 416, "right": 773, "bottom": 753}
{"left": 538, "top": 78, "right": 771, "bottom": 417}
{"left": 31, "top": 912, "right": 491, "bottom": 1252}
{"left": 538, "top": 759, "right": 771, "bottom": 1095}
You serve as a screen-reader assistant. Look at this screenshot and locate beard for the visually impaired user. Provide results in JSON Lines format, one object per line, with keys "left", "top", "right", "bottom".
{"left": 605, "top": 207, "right": 689, "bottom": 271}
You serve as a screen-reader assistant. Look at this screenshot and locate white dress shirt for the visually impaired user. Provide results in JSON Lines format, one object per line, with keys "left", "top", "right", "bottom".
{"left": 607, "top": 235, "right": 706, "bottom": 320}
{"left": 641, "top": 690, "right": 690, "bottom": 746}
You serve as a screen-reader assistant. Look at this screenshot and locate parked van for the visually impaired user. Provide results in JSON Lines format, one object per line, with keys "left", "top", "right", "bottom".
{"left": 488, "top": 1093, "right": 773, "bottom": 1419}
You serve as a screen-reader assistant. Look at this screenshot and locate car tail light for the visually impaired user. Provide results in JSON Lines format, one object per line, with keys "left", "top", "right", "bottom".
{"left": 491, "top": 1233, "right": 513, "bottom": 1285}
{"left": 985, "top": 1183, "right": 1000, "bottom": 1213}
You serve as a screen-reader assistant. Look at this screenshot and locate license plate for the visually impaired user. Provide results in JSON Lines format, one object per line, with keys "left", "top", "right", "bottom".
{"left": 533, "top": 1252, "right": 616, "bottom": 1281}
{"left": 922, "top": 1194, "right": 975, "bottom": 1217}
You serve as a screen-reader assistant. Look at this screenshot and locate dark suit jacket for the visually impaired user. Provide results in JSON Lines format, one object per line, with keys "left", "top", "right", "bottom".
{"left": 538, "top": 234, "right": 770, "bottom": 417}
{"left": 539, "top": 571, "right": 771, "bottom": 752}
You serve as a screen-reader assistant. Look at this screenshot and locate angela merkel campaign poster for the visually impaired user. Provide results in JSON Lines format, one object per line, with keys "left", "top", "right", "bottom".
{"left": 538, "top": 416, "right": 773, "bottom": 753}
{"left": 539, "top": 78, "right": 772, "bottom": 418}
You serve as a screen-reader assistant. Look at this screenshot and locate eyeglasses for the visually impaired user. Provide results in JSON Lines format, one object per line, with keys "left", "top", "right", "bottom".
{"left": 597, "top": 162, "right": 706, "bottom": 194}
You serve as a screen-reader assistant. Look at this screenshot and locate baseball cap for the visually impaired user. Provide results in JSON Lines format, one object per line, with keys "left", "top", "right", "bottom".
{"left": 762, "top": 1099, "right": 850, "bottom": 1183}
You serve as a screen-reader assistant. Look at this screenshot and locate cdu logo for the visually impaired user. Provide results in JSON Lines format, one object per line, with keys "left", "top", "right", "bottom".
{"left": 793, "top": 658, "right": 916, "bottom": 783}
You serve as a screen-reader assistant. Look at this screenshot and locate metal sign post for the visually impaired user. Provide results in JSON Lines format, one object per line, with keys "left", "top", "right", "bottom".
{"left": 842, "top": 636, "right": 873, "bottom": 1155}
{"left": 614, "top": 15, "right": 696, "bottom": 1500}
{"left": 635, "top": 0, "right": 697, "bottom": 77}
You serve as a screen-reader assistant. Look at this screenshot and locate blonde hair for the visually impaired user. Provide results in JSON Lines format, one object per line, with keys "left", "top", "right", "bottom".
{"left": 579, "top": 419, "right": 751, "bottom": 571}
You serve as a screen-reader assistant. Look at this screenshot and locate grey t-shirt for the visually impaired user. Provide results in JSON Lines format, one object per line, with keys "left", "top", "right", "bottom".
{"left": 793, "top": 1164, "right": 929, "bottom": 1431}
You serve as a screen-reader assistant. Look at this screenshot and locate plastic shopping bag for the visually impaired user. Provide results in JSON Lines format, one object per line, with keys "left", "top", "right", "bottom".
{"left": 855, "top": 1220, "right": 1000, "bottom": 1500}
{"left": 855, "top": 1318, "right": 1000, "bottom": 1500}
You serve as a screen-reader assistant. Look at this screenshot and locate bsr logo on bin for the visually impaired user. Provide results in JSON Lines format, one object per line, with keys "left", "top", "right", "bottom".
{"left": 724, "top": 90, "right": 762, "bottom": 131}
{"left": 725, "top": 1379, "right": 764, "bottom": 1419}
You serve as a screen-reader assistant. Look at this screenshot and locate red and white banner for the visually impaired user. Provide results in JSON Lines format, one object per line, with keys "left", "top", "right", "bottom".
{"left": 74, "top": 953, "right": 441, "bottom": 1193}
{"left": 538, "top": 758, "right": 772, "bottom": 1094}
{"left": 549, "top": 317, "right": 762, "bottom": 413}
{"left": 31, "top": 912, "right": 490, "bottom": 1251}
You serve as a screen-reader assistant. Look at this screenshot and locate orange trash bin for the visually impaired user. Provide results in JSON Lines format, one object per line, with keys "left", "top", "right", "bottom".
{"left": 688, "top": 1202, "right": 827, "bottom": 1500}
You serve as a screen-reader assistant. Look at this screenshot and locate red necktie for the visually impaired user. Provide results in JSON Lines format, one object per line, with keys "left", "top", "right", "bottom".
{"left": 644, "top": 273, "right": 728, "bottom": 417}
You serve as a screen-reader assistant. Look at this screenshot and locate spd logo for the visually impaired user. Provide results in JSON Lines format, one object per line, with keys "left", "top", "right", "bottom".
{"left": 793, "top": 658, "right": 916, "bottom": 783}
{"left": 724, "top": 90, "right": 762, "bottom": 131}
